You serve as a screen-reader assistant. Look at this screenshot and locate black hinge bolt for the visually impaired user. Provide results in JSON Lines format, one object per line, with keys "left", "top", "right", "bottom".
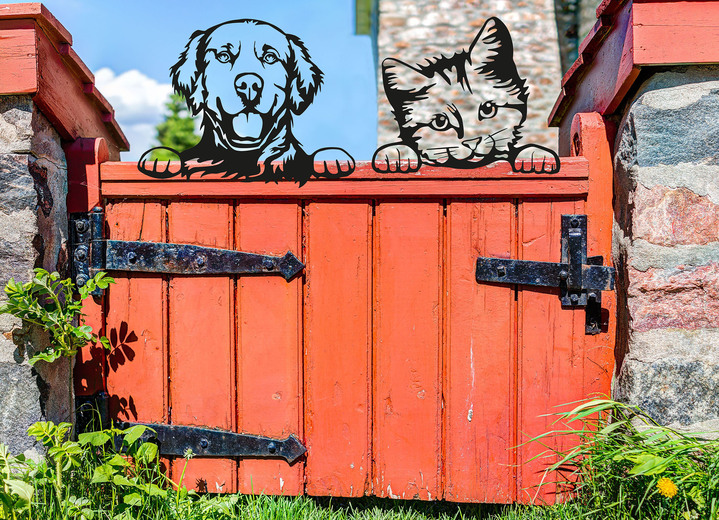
{"left": 127, "top": 252, "right": 137, "bottom": 264}
{"left": 75, "top": 220, "right": 89, "bottom": 233}
{"left": 199, "top": 438, "right": 209, "bottom": 449}
{"left": 262, "top": 258, "right": 274, "bottom": 271}
{"left": 268, "top": 441, "right": 277, "bottom": 454}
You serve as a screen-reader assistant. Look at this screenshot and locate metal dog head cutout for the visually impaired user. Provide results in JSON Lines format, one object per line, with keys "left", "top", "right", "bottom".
{"left": 138, "top": 19, "right": 355, "bottom": 184}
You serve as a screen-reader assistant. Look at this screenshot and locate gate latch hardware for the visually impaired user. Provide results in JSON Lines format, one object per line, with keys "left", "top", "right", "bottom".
{"left": 117, "top": 422, "right": 306, "bottom": 464}
{"left": 70, "top": 208, "right": 304, "bottom": 293}
{"left": 475, "top": 215, "right": 615, "bottom": 334}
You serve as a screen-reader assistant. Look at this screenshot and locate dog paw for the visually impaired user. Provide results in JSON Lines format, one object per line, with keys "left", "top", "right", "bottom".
{"left": 511, "top": 145, "right": 560, "bottom": 174}
{"left": 312, "top": 148, "right": 355, "bottom": 178}
{"left": 372, "top": 143, "right": 420, "bottom": 173}
{"left": 137, "top": 147, "right": 184, "bottom": 178}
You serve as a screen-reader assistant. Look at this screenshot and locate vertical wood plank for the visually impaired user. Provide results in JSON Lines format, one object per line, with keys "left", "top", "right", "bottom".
{"left": 517, "top": 198, "right": 584, "bottom": 504}
{"left": 373, "top": 201, "right": 442, "bottom": 501}
{"left": 571, "top": 113, "right": 616, "bottom": 399}
{"left": 236, "top": 201, "right": 303, "bottom": 495}
{"left": 304, "top": 201, "right": 371, "bottom": 497}
{"left": 444, "top": 200, "right": 516, "bottom": 503}
{"left": 66, "top": 138, "right": 108, "bottom": 398}
{"left": 105, "top": 201, "right": 166, "bottom": 423}
{"left": 168, "top": 201, "right": 236, "bottom": 493}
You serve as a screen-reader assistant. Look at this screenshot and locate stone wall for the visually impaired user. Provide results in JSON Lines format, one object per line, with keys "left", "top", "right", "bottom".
{"left": 376, "top": 0, "right": 562, "bottom": 152}
{"left": 0, "top": 95, "right": 71, "bottom": 456}
{"left": 612, "top": 67, "right": 719, "bottom": 433}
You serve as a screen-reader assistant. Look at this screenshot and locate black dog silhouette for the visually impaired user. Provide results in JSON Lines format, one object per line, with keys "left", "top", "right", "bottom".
{"left": 138, "top": 19, "right": 354, "bottom": 184}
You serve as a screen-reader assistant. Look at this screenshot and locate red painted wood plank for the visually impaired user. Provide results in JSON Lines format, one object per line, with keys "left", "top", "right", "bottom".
{"left": 64, "top": 138, "right": 108, "bottom": 397}
{"left": 571, "top": 113, "right": 615, "bottom": 399}
{"left": 168, "top": 202, "right": 236, "bottom": 493}
{"left": 634, "top": 2, "right": 719, "bottom": 65}
{"left": 105, "top": 202, "right": 166, "bottom": 423}
{"left": 373, "top": 202, "right": 442, "bottom": 501}
{"left": 516, "top": 199, "right": 584, "bottom": 504}
{"left": 99, "top": 179, "right": 589, "bottom": 199}
{"left": 100, "top": 159, "right": 590, "bottom": 182}
{"left": 0, "top": 20, "right": 38, "bottom": 94}
{"left": 444, "top": 200, "right": 516, "bottom": 503}
{"left": 304, "top": 202, "right": 371, "bottom": 496}
{"left": 0, "top": 3, "right": 72, "bottom": 45}
{"left": 551, "top": 1, "right": 639, "bottom": 153}
{"left": 236, "top": 202, "right": 303, "bottom": 495}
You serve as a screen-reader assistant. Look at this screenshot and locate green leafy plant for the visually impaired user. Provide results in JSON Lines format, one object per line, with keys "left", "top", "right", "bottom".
{"left": 529, "top": 398, "right": 719, "bottom": 519}
{"left": 0, "top": 269, "right": 114, "bottom": 365}
{"left": 0, "top": 444, "right": 34, "bottom": 520}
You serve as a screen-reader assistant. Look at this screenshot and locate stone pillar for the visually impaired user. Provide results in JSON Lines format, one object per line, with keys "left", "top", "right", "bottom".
{"left": 613, "top": 66, "right": 719, "bottom": 432}
{"left": 0, "top": 95, "right": 71, "bottom": 456}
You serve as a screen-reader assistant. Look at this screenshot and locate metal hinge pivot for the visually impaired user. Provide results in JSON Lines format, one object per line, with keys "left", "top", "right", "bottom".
{"left": 70, "top": 208, "right": 304, "bottom": 293}
{"left": 475, "top": 215, "right": 615, "bottom": 334}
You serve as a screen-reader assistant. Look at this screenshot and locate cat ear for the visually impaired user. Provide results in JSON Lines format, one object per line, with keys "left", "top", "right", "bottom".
{"left": 382, "top": 58, "right": 429, "bottom": 93}
{"left": 468, "top": 17, "right": 515, "bottom": 71}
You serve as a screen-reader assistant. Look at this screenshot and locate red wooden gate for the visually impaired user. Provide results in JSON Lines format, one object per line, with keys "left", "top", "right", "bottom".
{"left": 68, "top": 113, "right": 614, "bottom": 503}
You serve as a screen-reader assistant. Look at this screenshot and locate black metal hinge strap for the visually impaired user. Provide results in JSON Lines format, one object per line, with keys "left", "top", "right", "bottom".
{"left": 105, "top": 241, "right": 304, "bottom": 281}
{"left": 474, "top": 259, "right": 614, "bottom": 291}
{"left": 475, "top": 215, "right": 615, "bottom": 335}
{"left": 70, "top": 208, "right": 304, "bottom": 288}
{"left": 117, "top": 422, "right": 307, "bottom": 464}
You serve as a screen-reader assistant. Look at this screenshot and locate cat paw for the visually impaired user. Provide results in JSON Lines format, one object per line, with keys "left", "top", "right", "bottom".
{"left": 372, "top": 143, "right": 421, "bottom": 173}
{"left": 511, "top": 145, "right": 560, "bottom": 174}
{"left": 138, "top": 147, "right": 184, "bottom": 178}
{"left": 312, "top": 148, "right": 355, "bottom": 178}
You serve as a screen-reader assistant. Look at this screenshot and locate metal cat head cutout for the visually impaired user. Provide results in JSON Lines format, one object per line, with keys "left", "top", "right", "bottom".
{"left": 373, "top": 17, "right": 560, "bottom": 174}
{"left": 138, "top": 19, "right": 355, "bottom": 184}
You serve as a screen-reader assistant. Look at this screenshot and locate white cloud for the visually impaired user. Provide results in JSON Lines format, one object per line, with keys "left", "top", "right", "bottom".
{"left": 94, "top": 68, "right": 174, "bottom": 160}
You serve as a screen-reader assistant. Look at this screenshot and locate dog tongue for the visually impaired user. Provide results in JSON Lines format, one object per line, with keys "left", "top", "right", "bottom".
{"left": 232, "top": 112, "right": 263, "bottom": 140}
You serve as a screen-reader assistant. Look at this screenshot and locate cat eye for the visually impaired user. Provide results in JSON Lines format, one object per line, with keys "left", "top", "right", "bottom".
{"left": 215, "top": 51, "right": 232, "bottom": 64}
{"left": 478, "top": 101, "right": 498, "bottom": 120}
{"left": 429, "top": 113, "right": 451, "bottom": 131}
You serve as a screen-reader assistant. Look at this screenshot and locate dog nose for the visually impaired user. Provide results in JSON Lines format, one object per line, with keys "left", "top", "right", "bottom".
{"left": 235, "top": 73, "right": 263, "bottom": 104}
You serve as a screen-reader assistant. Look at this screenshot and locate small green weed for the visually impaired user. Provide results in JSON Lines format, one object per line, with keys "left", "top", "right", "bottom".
{"left": 530, "top": 398, "right": 719, "bottom": 519}
{"left": 0, "top": 269, "right": 114, "bottom": 364}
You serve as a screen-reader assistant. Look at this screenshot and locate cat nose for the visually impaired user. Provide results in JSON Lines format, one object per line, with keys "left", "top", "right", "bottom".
{"left": 462, "top": 137, "right": 482, "bottom": 151}
{"left": 235, "top": 73, "right": 263, "bottom": 104}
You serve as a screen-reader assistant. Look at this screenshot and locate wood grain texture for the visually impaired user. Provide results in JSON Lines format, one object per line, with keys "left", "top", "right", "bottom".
{"left": 65, "top": 138, "right": 108, "bottom": 397}
{"left": 373, "top": 202, "right": 442, "bottom": 501}
{"left": 516, "top": 199, "right": 584, "bottom": 504}
{"left": 304, "top": 202, "right": 372, "bottom": 496}
{"left": 571, "top": 113, "right": 615, "bottom": 400}
{"left": 0, "top": 20, "right": 37, "bottom": 94}
{"left": 444, "top": 200, "right": 516, "bottom": 503}
{"left": 235, "top": 202, "right": 303, "bottom": 495}
{"left": 105, "top": 202, "right": 166, "bottom": 423}
{"left": 167, "top": 202, "right": 236, "bottom": 493}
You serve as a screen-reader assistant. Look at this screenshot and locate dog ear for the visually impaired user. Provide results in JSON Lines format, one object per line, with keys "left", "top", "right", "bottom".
{"left": 170, "top": 29, "right": 206, "bottom": 116}
{"left": 287, "top": 35, "right": 323, "bottom": 115}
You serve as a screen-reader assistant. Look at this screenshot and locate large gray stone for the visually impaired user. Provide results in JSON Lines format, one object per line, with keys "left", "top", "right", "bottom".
{"left": 0, "top": 98, "right": 71, "bottom": 453}
{"left": 613, "top": 66, "right": 719, "bottom": 434}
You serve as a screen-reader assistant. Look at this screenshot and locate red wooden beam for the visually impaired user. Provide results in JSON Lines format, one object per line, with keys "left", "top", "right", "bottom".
{"left": 98, "top": 159, "right": 591, "bottom": 199}
{"left": 0, "top": 3, "right": 128, "bottom": 158}
{"left": 549, "top": 0, "right": 719, "bottom": 153}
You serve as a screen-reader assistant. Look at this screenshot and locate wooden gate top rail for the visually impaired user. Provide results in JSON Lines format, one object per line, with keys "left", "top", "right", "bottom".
{"left": 99, "top": 157, "right": 589, "bottom": 198}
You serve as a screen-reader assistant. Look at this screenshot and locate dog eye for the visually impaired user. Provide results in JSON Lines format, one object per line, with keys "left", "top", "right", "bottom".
{"left": 216, "top": 51, "right": 232, "bottom": 64}
{"left": 262, "top": 51, "right": 279, "bottom": 64}
{"left": 429, "top": 113, "right": 451, "bottom": 131}
{"left": 478, "top": 101, "right": 498, "bottom": 120}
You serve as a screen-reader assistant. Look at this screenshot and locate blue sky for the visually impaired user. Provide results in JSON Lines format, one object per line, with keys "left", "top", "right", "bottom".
{"left": 20, "top": 0, "right": 377, "bottom": 160}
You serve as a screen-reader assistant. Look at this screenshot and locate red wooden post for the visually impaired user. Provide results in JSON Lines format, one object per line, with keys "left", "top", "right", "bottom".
{"left": 64, "top": 138, "right": 108, "bottom": 398}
